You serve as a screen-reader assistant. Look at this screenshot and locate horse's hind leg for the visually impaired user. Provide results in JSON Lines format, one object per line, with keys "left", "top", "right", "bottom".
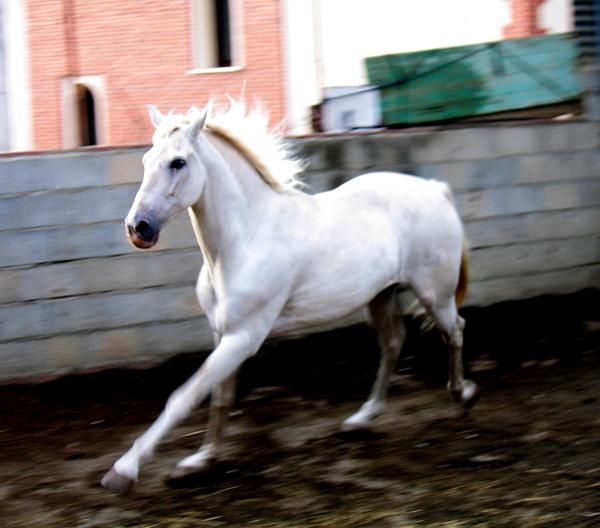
{"left": 342, "top": 286, "right": 406, "bottom": 431}
{"left": 427, "top": 299, "right": 479, "bottom": 407}
{"left": 169, "top": 374, "right": 237, "bottom": 481}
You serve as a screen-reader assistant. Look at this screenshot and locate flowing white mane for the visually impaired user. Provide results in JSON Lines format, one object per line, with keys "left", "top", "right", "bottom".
{"left": 155, "top": 100, "right": 305, "bottom": 192}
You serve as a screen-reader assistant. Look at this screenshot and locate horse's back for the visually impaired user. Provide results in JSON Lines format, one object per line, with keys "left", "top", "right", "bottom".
{"left": 323, "top": 171, "right": 452, "bottom": 207}
{"left": 316, "top": 172, "right": 463, "bottom": 246}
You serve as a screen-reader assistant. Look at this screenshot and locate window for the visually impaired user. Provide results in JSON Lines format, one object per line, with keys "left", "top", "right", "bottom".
{"left": 61, "top": 76, "right": 107, "bottom": 148}
{"left": 75, "top": 84, "right": 97, "bottom": 146}
{"left": 191, "top": 0, "right": 241, "bottom": 70}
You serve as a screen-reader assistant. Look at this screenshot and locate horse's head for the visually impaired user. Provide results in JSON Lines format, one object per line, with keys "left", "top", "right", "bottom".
{"left": 125, "top": 106, "right": 209, "bottom": 249}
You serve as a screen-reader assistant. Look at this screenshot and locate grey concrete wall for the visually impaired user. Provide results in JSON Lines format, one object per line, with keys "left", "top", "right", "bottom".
{"left": 1, "top": 121, "right": 599, "bottom": 381}
{"left": 294, "top": 122, "right": 600, "bottom": 307}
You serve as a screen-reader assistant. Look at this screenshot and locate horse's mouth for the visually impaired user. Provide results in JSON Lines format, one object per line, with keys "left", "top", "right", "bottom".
{"left": 128, "top": 234, "right": 158, "bottom": 249}
{"left": 126, "top": 223, "right": 159, "bottom": 249}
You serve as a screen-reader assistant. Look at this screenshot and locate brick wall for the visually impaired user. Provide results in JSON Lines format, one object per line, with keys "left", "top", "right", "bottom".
{"left": 1, "top": 121, "right": 599, "bottom": 381}
{"left": 26, "top": 0, "right": 286, "bottom": 149}
{"left": 504, "top": 0, "right": 548, "bottom": 38}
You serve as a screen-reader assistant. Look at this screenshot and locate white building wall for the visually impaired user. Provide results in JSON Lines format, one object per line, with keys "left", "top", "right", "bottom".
{"left": 3, "top": 0, "right": 31, "bottom": 151}
{"left": 283, "top": 0, "right": 322, "bottom": 135}
{"left": 540, "top": 0, "right": 574, "bottom": 34}
{"left": 318, "top": 0, "right": 510, "bottom": 87}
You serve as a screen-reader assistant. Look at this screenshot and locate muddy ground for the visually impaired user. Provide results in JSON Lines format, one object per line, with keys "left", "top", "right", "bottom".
{"left": 1, "top": 291, "right": 599, "bottom": 527}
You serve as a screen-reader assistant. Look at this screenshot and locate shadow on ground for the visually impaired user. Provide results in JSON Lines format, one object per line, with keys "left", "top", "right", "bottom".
{"left": 0, "top": 290, "right": 599, "bottom": 527}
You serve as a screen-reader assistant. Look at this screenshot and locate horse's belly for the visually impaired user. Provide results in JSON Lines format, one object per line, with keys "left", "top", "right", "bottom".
{"left": 270, "top": 258, "right": 396, "bottom": 338}
{"left": 270, "top": 303, "right": 368, "bottom": 339}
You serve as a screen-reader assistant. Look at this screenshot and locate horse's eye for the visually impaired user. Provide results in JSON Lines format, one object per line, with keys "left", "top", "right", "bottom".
{"left": 169, "top": 158, "right": 186, "bottom": 171}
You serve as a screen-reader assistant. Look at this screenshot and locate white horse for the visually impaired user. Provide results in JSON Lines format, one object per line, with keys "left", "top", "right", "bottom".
{"left": 101, "top": 101, "right": 478, "bottom": 493}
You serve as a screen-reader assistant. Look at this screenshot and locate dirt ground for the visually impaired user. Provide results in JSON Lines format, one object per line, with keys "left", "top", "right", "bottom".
{"left": 1, "top": 291, "right": 599, "bottom": 528}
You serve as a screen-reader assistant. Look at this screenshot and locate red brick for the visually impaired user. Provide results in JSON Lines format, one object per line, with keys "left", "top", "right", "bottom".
{"left": 27, "top": 0, "right": 286, "bottom": 149}
{"left": 503, "top": 0, "right": 547, "bottom": 39}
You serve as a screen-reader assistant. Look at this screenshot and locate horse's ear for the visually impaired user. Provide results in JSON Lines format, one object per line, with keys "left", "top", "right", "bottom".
{"left": 186, "top": 109, "right": 207, "bottom": 142}
{"left": 147, "top": 105, "right": 164, "bottom": 128}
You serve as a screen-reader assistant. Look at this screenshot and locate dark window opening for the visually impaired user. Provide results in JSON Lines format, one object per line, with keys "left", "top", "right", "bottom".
{"left": 75, "top": 84, "right": 97, "bottom": 146}
{"left": 192, "top": 0, "right": 235, "bottom": 69}
{"left": 215, "top": 0, "right": 232, "bottom": 67}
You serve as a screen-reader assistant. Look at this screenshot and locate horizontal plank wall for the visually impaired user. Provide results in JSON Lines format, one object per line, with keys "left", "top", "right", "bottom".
{"left": 1, "top": 121, "right": 599, "bottom": 380}
{"left": 0, "top": 148, "right": 212, "bottom": 381}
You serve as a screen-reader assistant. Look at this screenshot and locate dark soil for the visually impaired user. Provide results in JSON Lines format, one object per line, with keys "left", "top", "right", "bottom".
{"left": 1, "top": 290, "right": 599, "bottom": 527}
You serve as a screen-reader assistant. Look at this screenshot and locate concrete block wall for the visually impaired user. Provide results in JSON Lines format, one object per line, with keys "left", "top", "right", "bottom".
{"left": 0, "top": 148, "right": 213, "bottom": 381}
{"left": 294, "top": 122, "right": 600, "bottom": 307}
{"left": 1, "top": 121, "right": 599, "bottom": 380}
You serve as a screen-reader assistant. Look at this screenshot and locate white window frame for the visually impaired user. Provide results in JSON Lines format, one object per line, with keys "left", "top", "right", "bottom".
{"left": 188, "top": 0, "right": 245, "bottom": 74}
{"left": 61, "top": 76, "right": 108, "bottom": 148}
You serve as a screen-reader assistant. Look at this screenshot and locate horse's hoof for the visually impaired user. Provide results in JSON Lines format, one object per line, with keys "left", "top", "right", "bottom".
{"left": 462, "top": 383, "right": 481, "bottom": 410}
{"left": 449, "top": 380, "right": 480, "bottom": 410}
{"left": 340, "top": 419, "right": 370, "bottom": 433}
{"left": 339, "top": 417, "right": 383, "bottom": 440}
{"left": 170, "top": 464, "right": 207, "bottom": 480}
{"left": 341, "top": 401, "right": 384, "bottom": 433}
{"left": 166, "top": 462, "right": 219, "bottom": 488}
{"left": 101, "top": 467, "right": 135, "bottom": 494}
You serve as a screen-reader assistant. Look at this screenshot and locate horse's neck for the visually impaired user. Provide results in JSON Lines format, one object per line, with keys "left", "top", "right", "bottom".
{"left": 188, "top": 134, "right": 281, "bottom": 271}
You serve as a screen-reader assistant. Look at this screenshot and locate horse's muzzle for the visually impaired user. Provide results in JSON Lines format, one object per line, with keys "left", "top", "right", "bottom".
{"left": 126, "top": 219, "right": 160, "bottom": 249}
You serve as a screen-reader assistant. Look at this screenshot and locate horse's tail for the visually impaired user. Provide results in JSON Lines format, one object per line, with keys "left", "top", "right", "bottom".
{"left": 434, "top": 179, "right": 469, "bottom": 307}
{"left": 455, "top": 240, "right": 469, "bottom": 306}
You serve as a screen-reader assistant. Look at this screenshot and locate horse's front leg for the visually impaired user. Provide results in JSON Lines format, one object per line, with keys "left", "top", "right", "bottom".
{"left": 101, "top": 332, "right": 257, "bottom": 494}
{"left": 169, "top": 374, "right": 237, "bottom": 481}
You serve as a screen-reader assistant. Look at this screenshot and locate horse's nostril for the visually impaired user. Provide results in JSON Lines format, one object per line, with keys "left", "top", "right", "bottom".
{"left": 133, "top": 220, "right": 157, "bottom": 243}
{"left": 129, "top": 219, "right": 158, "bottom": 244}
{"left": 135, "top": 220, "right": 151, "bottom": 237}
